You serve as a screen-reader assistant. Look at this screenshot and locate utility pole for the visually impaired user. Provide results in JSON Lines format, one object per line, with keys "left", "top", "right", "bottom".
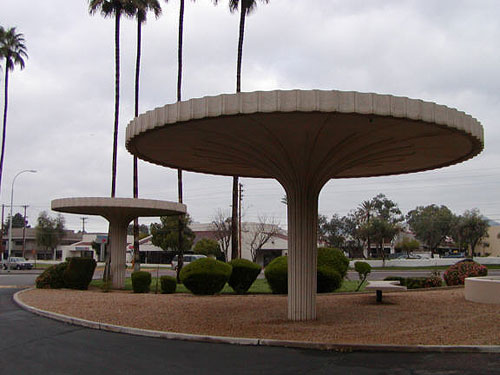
{"left": 22, "top": 205, "right": 28, "bottom": 258}
{"left": 0, "top": 204, "right": 4, "bottom": 262}
{"left": 238, "top": 183, "right": 243, "bottom": 259}
{"left": 80, "top": 217, "right": 88, "bottom": 234}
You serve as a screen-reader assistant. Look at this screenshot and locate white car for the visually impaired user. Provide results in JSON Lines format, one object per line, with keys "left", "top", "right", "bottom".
{"left": 2, "top": 257, "right": 33, "bottom": 270}
{"left": 171, "top": 254, "right": 206, "bottom": 270}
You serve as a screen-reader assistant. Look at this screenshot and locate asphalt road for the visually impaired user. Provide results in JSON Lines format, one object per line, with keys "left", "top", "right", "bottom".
{"left": 1, "top": 283, "right": 500, "bottom": 373}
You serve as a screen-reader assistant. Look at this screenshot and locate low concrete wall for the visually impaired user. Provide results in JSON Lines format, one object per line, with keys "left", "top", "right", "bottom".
{"left": 465, "top": 276, "right": 500, "bottom": 304}
{"left": 349, "top": 257, "right": 500, "bottom": 268}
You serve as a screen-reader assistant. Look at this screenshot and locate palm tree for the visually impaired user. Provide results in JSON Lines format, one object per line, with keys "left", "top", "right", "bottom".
{"left": 358, "top": 199, "right": 374, "bottom": 257}
{"left": 132, "top": 0, "right": 162, "bottom": 272}
{"left": 88, "top": 0, "right": 136, "bottom": 198}
{"left": 0, "top": 27, "right": 28, "bottom": 195}
{"left": 228, "top": 0, "right": 269, "bottom": 260}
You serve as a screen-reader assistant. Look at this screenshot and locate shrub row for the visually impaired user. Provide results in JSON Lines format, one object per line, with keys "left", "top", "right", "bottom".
{"left": 384, "top": 276, "right": 443, "bottom": 289}
{"left": 36, "top": 258, "right": 96, "bottom": 290}
{"left": 264, "top": 247, "right": 349, "bottom": 294}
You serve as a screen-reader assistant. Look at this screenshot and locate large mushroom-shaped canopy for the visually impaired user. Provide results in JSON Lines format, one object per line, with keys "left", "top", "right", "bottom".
{"left": 126, "top": 90, "right": 483, "bottom": 320}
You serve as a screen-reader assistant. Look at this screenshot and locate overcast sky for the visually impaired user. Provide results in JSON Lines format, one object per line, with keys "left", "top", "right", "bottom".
{"left": 1, "top": 0, "right": 500, "bottom": 233}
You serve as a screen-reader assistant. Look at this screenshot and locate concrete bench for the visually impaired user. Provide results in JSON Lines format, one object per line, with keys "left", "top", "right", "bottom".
{"left": 365, "top": 281, "right": 407, "bottom": 302}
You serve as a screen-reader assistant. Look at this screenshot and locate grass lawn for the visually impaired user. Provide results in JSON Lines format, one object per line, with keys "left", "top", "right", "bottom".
{"left": 90, "top": 278, "right": 366, "bottom": 294}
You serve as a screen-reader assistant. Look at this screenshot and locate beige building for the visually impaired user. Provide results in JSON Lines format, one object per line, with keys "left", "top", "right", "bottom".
{"left": 476, "top": 225, "right": 500, "bottom": 257}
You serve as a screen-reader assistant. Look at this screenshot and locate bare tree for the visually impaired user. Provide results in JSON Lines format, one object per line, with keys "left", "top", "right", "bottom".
{"left": 212, "top": 210, "right": 232, "bottom": 260}
{"left": 249, "top": 216, "right": 280, "bottom": 262}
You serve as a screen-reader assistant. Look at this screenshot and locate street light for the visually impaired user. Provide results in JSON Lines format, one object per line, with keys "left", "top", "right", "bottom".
{"left": 6, "top": 169, "right": 36, "bottom": 269}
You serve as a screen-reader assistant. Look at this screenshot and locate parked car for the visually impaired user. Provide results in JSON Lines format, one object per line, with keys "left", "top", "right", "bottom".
{"left": 396, "top": 254, "right": 422, "bottom": 259}
{"left": 2, "top": 257, "right": 33, "bottom": 270}
{"left": 171, "top": 254, "right": 206, "bottom": 270}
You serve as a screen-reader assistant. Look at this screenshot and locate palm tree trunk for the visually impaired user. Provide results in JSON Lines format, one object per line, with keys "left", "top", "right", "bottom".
{"left": 0, "top": 67, "right": 9, "bottom": 194}
{"left": 105, "top": 11, "right": 121, "bottom": 283}
{"left": 176, "top": 0, "right": 186, "bottom": 277}
{"left": 111, "top": 12, "right": 121, "bottom": 198}
{"left": 236, "top": 3, "right": 246, "bottom": 93}
{"left": 133, "top": 18, "right": 142, "bottom": 272}
{"left": 230, "top": 3, "right": 247, "bottom": 260}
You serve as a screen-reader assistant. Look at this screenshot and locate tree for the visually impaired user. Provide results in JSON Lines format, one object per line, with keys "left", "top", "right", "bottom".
{"left": 193, "top": 238, "right": 222, "bottom": 259}
{"left": 4, "top": 212, "right": 28, "bottom": 231}
{"left": 131, "top": 0, "right": 162, "bottom": 272}
{"left": 395, "top": 236, "right": 420, "bottom": 257}
{"left": 456, "top": 209, "right": 489, "bottom": 257}
{"left": 406, "top": 204, "right": 454, "bottom": 258}
{"left": 127, "top": 223, "right": 149, "bottom": 237}
{"left": 88, "top": 0, "right": 136, "bottom": 197}
{"left": 0, "top": 27, "right": 28, "bottom": 193}
{"left": 318, "top": 214, "right": 347, "bottom": 249}
{"left": 247, "top": 216, "right": 280, "bottom": 262}
{"left": 357, "top": 199, "right": 374, "bottom": 254}
{"left": 227, "top": 0, "right": 270, "bottom": 260}
{"left": 35, "top": 211, "right": 65, "bottom": 260}
{"left": 359, "top": 216, "right": 401, "bottom": 263}
{"left": 150, "top": 214, "right": 194, "bottom": 281}
{"left": 357, "top": 194, "right": 403, "bottom": 258}
{"left": 211, "top": 210, "right": 232, "bottom": 260}
{"left": 342, "top": 211, "right": 365, "bottom": 258}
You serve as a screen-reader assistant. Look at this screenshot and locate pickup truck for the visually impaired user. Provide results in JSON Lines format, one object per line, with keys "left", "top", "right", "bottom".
{"left": 2, "top": 257, "right": 33, "bottom": 270}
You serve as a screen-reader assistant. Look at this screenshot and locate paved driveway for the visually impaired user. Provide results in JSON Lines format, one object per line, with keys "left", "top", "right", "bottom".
{"left": 1, "top": 288, "right": 499, "bottom": 374}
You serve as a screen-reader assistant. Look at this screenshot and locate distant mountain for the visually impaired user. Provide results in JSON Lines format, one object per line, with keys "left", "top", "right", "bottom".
{"left": 486, "top": 218, "right": 500, "bottom": 226}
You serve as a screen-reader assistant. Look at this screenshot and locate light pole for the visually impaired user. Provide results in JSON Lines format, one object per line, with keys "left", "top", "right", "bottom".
{"left": 6, "top": 170, "right": 36, "bottom": 269}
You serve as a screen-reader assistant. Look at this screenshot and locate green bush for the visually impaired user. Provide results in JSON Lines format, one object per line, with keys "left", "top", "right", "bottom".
{"left": 443, "top": 260, "right": 488, "bottom": 286}
{"left": 317, "top": 247, "right": 349, "bottom": 278}
{"left": 384, "top": 276, "right": 443, "bottom": 289}
{"left": 228, "top": 259, "right": 261, "bottom": 294}
{"left": 36, "top": 262, "right": 68, "bottom": 289}
{"left": 264, "top": 256, "right": 288, "bottom": 294}
{"left": 160, "top": 275, "right": 177, "bottom": 294}
{"left": 131, "top": 271, "right": 152, "bottom": 293}
{"left": 62, "top": 258, "right": 97, "bottom": 290}
{"left": 180, "top": 258, "right": 232, "bottom": 295}
{"left": 317, "top": 266, "right": 342, "bottom": 293}
{"left": 193, "top": 238, "right": 223, "bottom": 259}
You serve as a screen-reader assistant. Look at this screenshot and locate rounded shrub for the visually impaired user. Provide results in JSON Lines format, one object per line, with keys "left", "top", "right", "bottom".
{"left": 264, "top": 256, "right": 288, "bottom": 294}
{"left": 63, "top": 258, "right": 97, "bottom": 290}
{"left": 160, "top": 275, "right": 177, "bottom": 294}
{"left": 317, "top": 266, "right": 342, "bottom": 293}
{"left": 354, "top": 261, "right": 371, "bottom": 276}
{"left": 179, "top": 258, "right": 232, "bottom": 295}
{"left": 131, "top": 271, "right": 152, "bottom": 293}
{"left": 443, "top": 260, "right": 488, "bottom": 286}
{"left": 228, "top": 259, "right": 261, "bottom": 294}
{"left": 36, "top": 262, "right": 68, "bottom": 289}
{"left": 317, "top": 247, "right": 349, "bottom": 278}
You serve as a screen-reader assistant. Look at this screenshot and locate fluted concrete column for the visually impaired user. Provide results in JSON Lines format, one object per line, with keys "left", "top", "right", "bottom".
{"left": 286, "top": 184, "right": 320, "bottom": 321}
{"left": 108, "top": 217, "right": 130, "bottom": 289}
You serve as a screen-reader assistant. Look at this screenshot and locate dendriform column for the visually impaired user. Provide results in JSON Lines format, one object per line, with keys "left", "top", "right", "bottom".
{"left": 108, "top": 216, "right": 131, "bottom": 289}
{"left": 285, "top": 181, "right": 321, "bottom": 321}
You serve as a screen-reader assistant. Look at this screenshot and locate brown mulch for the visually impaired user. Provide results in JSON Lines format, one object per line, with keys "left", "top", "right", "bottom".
{"left": 18, "top": 288, "right": 500, "bottom": 346}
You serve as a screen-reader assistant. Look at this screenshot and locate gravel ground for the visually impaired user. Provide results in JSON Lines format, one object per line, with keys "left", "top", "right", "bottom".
{"left": 19, "top": 288, "right": 500, "bottom": 346}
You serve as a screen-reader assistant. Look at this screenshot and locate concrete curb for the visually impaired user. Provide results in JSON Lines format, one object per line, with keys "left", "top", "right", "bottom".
{"left": 13, "top": 289, "right": 500, "bottom": 354}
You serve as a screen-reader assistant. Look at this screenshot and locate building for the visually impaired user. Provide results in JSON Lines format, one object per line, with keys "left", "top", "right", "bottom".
{"left": 475, "top": 225, "right": 500, "bottom": 257}
{"left": 2, "top": 227, "right": 82, "bottom": 260}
